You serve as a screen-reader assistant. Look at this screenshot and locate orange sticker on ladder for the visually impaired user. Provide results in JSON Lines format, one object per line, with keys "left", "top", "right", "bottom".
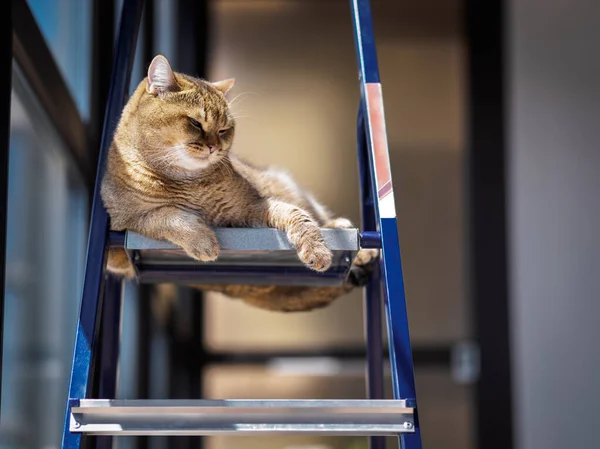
{"left": 366, "top": 83, "right": 396, "bottom": 218}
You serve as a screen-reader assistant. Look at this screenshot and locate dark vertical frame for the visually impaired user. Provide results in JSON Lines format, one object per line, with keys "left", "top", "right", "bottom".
{"left": 135, "top": 4, "right": 155, "bottom": 449}
{"left": 466, "top": 0, "right": 513, "bottom": 448}
{"left": 90, "top": 0, "right": 115, "bottom": 174}
{"left": 98, "top": 277, "right": 123, "bottom": 400}
{"left": 170, "top": 3, "right": 208, "bottom": 448}
{"left": 166, "top": 290, "right": 197, "bottom": 449}
{"left": 175, "top": 0, "right": 209, "bottom": 405}
{"left": 135, "top": 285, "right": 152, "bottom": 449}
{"left": 176, "top": 0, "right": 209, "bottom": 77}
{"left": 0, "top": 0, "right": 11, "bottom": 419}
{"left": 96, "top": 275, "right": 123, "bottom": 449}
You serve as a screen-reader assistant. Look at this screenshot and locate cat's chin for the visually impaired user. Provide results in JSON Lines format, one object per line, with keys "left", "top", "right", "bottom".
{"left": 172, "top": 150, "right": 214, "bottom": 171}
{"left": 180, "top": 159, "right": 212, "bottom": 171}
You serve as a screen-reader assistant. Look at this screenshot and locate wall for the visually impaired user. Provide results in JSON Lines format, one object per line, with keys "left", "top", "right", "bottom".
{"left": 204, "top": 1, "right": 472, "bottom": 448}
{"left": 206, "top": 0, "right": 468, "bottom": 352}
{"left": 508, "top": 0, "right": 600, "bottom": 447}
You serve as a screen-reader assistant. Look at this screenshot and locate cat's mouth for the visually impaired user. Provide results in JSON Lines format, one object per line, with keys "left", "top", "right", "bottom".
{"left": 187, "top": 143, "right": 217, "bottom": 159}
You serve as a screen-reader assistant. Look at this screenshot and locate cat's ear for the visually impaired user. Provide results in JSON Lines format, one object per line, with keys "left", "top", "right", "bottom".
{"left": 212, "top": 78, "right": 235, "bottom": 95}
{"left": 147, "top": 55, "right": 178, "bottom": 96}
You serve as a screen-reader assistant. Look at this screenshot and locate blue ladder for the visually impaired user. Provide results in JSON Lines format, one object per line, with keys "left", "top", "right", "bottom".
{"left": 61, "top": 1, "right": 422, "bottom": 448}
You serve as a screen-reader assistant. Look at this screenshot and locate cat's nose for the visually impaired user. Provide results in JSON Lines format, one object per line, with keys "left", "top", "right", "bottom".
{"left": 208, "top": 146, "right": 217, "bottom": 154}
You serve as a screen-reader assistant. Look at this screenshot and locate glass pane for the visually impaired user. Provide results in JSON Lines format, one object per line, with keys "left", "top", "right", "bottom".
{"left": 26, "top": 0, "right": 92, "bottom": 119}
{"left": 0, "top": 72, "right": 88, "bottom": 448}
{"left": 204, "top": 366, "right": 473, "bottom": 449}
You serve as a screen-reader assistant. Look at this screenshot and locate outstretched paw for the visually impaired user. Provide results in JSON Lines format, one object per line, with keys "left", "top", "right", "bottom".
{"left": 297, "top": 239, "right": 333, "bottom": 272}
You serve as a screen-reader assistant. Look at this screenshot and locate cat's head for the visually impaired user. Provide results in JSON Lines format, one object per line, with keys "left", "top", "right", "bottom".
{"left": 126, "top": 54, "right": 235, "bottom": 175}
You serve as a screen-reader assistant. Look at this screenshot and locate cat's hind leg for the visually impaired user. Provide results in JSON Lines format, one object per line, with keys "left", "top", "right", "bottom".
{"left": 348, "top": 248, "right": 380, "bottom": 286}
{"left": 106, "top": 248, "right": 136, "bottom": 279}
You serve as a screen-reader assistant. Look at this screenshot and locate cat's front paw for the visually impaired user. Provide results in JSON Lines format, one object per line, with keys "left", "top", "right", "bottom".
{"left": 181, "top": 232, "right": 220, "bottom": 262}
{"left": 297, "top": 238, "right": 333, "bottom": 272}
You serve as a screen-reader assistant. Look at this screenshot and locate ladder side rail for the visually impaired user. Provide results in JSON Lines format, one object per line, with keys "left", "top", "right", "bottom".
{"left": 358, "top": 106, "right": 385, "bottom": 449}
{"left": 350, "top": 1, "right": 422, "bottom": 448}
{"left": 62, "top": 1, "right": 144, "bottom": 448}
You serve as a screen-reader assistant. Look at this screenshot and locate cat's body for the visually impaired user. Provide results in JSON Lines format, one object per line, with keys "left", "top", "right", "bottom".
{"left": 101, "top": 55, "right": 376, "bottom": 312}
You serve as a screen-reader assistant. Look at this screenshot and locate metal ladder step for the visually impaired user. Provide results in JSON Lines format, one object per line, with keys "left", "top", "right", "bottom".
{"left": 69, "top": 399, "right": 415, "bottom": 436}
{"left": 110, "top": 228, "right": 361, "bottom": 286}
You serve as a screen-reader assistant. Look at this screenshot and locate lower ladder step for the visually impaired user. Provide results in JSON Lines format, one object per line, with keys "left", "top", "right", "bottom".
{"left": 69, "top": 399, "right": 415, "bottom": 436}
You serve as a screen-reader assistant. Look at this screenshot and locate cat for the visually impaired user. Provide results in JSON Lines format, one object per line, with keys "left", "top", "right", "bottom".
{"left": 101, "top": 54, "right": 378, "bottom": 312}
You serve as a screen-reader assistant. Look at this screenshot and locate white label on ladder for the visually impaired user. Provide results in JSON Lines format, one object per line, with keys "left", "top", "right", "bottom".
{"left": 366, "top": 83, "right": 396, "bottom": 219}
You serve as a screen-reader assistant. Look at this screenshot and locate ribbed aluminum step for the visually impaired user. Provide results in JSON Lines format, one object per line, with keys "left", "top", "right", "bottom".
{"left": 69, "top": 399, "right": 415, "bottom": 436}
{"left": 110, "top": 228, "right": 360, "bottom": 286}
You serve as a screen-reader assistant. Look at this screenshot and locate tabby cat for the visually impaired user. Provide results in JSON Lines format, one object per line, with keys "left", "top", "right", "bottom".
{"left": 101, "top": 55, "right": 378, "bottom": 312}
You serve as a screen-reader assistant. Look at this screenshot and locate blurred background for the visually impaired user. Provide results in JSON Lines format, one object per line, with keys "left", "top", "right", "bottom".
{"left": 1, "top": 1, "right": 599, "bottom": 449}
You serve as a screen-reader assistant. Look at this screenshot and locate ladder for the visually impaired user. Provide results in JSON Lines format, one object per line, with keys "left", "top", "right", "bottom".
{"left": 61, "top": 0, "right": 422, "bottom": 448}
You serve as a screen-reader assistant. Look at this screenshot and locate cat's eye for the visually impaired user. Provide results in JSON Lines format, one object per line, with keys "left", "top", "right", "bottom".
{"left": 188, "top": 117, "right": 203, "bottom": 130}
{"left": 218, "top": 128, "right": 230, "bottom": 135}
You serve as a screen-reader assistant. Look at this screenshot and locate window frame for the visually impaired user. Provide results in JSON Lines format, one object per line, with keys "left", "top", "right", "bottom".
{"left": 1, "top": 0, "right": 95, "bottom": 425}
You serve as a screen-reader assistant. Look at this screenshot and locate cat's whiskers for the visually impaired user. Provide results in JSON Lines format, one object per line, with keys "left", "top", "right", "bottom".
{"left": 216, "top": 158, "right": 234, "bottom": 178}
{"left": 229, "top": 109, "right": 253, "bottom": 119}
{"left": 228, "top": 108, "right": 248, "bottom": 118}
{"left": 228, "top": 91, "right": 260, "bottom": 108}
{"left": 215, "top": 159, "right": 227, "bottom": 178}
{"left": 152, "top": 150, "right": 180, "bottom": 167}
{"left": 230, "top": 115, "right": 260, "bottom": 125}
